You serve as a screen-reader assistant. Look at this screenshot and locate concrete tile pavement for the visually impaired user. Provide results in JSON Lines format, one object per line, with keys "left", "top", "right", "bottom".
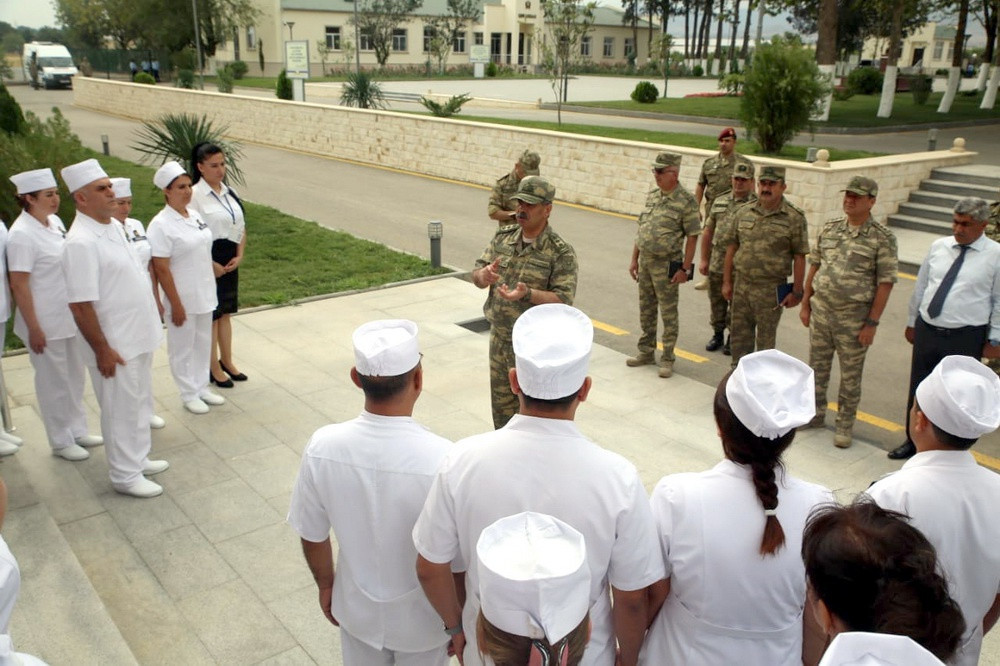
{"left": 2, "top": 275, "right": 998, "bottom": 664}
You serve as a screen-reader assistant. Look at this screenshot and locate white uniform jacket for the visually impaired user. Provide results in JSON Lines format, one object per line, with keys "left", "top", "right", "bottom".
{"left": 867, "top": 450, "right": 1000, "bottom": 666}
{"left": 642, "top": 459, "right": 833, "bottom": 666}
{"left": 287, "top": 411, "right": 452, "bottom": 653}
{"left": 412, "top": 414, "right": 665, "bottom": 666}
{"left": 818, "top": 632, "right": 944, "bottom": 666}
{"left": 146, "top": 206, "right": 216, "bottom": 316}
{"left": 7, "top": 211, "right": 76, "bottom": 342}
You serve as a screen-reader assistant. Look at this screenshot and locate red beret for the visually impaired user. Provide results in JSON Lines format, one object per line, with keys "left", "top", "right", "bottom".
{"left": 718, "top": 127, "right": 737, "bottom": 140}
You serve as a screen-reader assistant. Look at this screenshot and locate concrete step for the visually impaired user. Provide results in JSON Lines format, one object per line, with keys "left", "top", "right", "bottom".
{"left": 896, "top": 200, "right": 954, "bottom": 221}
{"left": 921, "top": 178, "right": 998, "bottom": 199}
{"left": 886, "top": 212, "right": 952, "bottom": 235}
{"left": 930, "top": 165, "right": 1000, "bottom": 189}
{"left": 909, "top": 189, "right": 965, "bottom": 208}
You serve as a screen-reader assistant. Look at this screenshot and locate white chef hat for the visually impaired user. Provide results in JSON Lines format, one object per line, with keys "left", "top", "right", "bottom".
{"left": 477, "top": 512, "right": 591, "bottom": 645}
{"left": 726, "top": 349, "right": 815, "bottom": 439}
{"left": 153, "top": 161, "right": 187, "bottom": 189}
{"left": 110, "top": 177, "right": 132, "bottom": 199}
{"left": 9, "top": 168, "right": 57, "bottom": 194}
{"left": 915, "top": 355, "right": 1000, "bottom": 440}
{"left": 352, "top": 319, "right": 420, "bottom": 377}
{"left": 60, "top": 158, "right": 108, "bottom": 193}
{"left": 512, "top": 304, "right": 592, "bottom": 400}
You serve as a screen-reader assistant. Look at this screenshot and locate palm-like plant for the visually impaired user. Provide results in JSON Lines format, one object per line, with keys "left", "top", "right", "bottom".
{"left": 340, "top": 71, "right": 387, "bottom": 110}
{"left": 419, "top": 93, "right": 472, "bottom": 117}
{"left": 131, "top": 113, "right": 246, "bottom": 186}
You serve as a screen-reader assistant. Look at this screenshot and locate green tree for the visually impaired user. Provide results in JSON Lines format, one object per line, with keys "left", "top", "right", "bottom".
{"left": 425, "top": 0, "right": 481, "bottom": 74}
{"left": 537, "top": 0, "right": 596, "bottom": 124}
{"left": 2, "top": 31, "right": 24, "bottom": 55}
{"left": 739, "top": 35, "right": 829, "bottom": 153}
{"left": 351, "top": 0, "right": 423, "bottom": 68}
{"left": 317, "top": 39, "right": 332, "bottom": 76}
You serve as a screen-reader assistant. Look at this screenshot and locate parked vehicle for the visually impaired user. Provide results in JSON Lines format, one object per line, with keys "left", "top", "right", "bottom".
{"left": 22, "top": 42, "right": 78, "bottom": 89}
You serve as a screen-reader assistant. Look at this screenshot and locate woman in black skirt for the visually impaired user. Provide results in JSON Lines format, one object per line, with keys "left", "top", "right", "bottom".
{"left": 189, "top": 143, "right": 248, "bottom": 388}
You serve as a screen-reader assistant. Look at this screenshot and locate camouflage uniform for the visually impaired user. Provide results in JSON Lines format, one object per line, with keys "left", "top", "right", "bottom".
{"left": 706, "top": 191, "right": 757, "bottom": 336}
{"left": 808, "top": 215, "right": 898, "bottom": 437}
{"left": 477, "top": 225, "right": 578, "bottom": 429}
{"left": 986, "top": 200, "right": 1000, "bottom": 375}
{"left": 488, "top": 171, "right": 522, "bottom": 221}
{"left": 722, "top": 198, "right": 809, "bottom": 366}
{"left": 634, "top": 184, "right": 701, "bottom": 364}
{"left": 698, "top": 151, "right": 748, "bottom": 211}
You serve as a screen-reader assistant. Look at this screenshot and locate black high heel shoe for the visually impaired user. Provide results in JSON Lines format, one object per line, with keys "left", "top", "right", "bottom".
{"left": 210, "top": 371, "right": 234, "bottom": 389}
{"left": 219, "top": 359, "right": 248, "bottom": 381}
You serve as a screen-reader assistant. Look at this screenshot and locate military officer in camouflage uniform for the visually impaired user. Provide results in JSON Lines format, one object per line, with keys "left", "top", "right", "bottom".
{"left": 721, "top": 165, "right": 808, "bottom": 367}
{"left": 693, "top": 127, "right": 746, "bottom": 291}
{"left": 487, "top": 150, "right": 541, "bottom": 224}
{"left": 472, "top": 176, "right": 578, "bottom": 428}
{"left": 699, "top": 161, "right": 757, "bottom": 355}
{"left": 799, "top": 176, "right": 898, "bottom": 449}
{"left": 626, "top": 152, "right": 700, "bottom": 378}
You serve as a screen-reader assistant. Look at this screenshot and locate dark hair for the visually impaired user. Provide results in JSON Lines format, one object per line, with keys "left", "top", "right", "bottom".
{"left": 477, "top": 610, "right": 589, "bottom": 666}
{"left": 191, "top": 142, "right": 224, "bottom": 185}
{"left": 521, "top": 391, "right": 578, "bottom": 410}
{"left": 357, "top": 365, "right": 417, "bottom": 401}
{"left": 802, "top": 499, "right": 965, "bottom": 661}
{"left": 914, "top": 398, "right": 978, "bottom": 450}
{"left": 714, "top": 371, "right": 794, "bottom": 556}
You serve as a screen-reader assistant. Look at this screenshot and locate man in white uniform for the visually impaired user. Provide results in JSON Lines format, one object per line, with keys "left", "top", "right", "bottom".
{"left": 414, "top": 304, "right": 665, "bottom": 666}
{"left": 868, "top": 355, "right": 1000, "bottom": 666}
{"left": 288, "top": 319, "right": 452, "bottom": 665}
{"left": 60, "top": 159, "right": 168, "bottom": 499}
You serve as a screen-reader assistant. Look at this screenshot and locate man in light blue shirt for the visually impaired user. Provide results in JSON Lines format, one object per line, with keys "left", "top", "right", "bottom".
{"left": 890, "top": 197, "right": 1000, "bottom": 459}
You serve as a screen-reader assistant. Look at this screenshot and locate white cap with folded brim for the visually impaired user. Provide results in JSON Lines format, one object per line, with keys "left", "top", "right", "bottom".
{"left": 916, "top": 355, "right": 1000, "bottom": 439}
{"left": 727, "top": 349, "right": 815, "bottom": 439}
{"left": 513, "top": 304, "right": 592, "bottom": 400}
{"left": 110, "top": 177, "right": 132, "bottom": 199}
{"left": 153, "top": 161, "right": 187, "bottom": 189}
{"left": 60, "top": 159, "right": 108, "bottom": 193}
{"left": 477, "top": 512, "right": 591, "bottom": 645}
{"left": 10, "top": 168, "right": 57, "bottom": 194}
{"left": 352, "top": 319, "right": 420, "bottom": 377}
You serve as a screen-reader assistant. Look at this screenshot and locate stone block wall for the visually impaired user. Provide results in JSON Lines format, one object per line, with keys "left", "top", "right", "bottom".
{"left": 74, "top": 77, "right": 976, "bottom": 239}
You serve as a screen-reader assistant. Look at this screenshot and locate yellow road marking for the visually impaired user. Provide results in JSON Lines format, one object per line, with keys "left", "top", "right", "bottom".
{"left": 592, "top": 319, "right": 629, "bottom": 335}
{"left": 656, "top": 343, "right": 709, "bottom": 363}
{"left": 826, "top": 402, "right": 904, "bottom": 433}
{"left": 972, "top": 450, "right": 1000, "bottom": 472}
{"left": 899, "top": 271, "right": 916, "bottom": 281}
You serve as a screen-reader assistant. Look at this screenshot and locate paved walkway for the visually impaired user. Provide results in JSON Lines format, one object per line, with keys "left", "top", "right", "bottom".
{"left": 4, "top": 277, "right": 1000, "bottom": 664}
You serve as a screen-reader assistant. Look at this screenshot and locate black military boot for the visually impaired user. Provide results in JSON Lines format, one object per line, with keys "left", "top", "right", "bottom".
{"left": 705, "top": 330, "right": 724, "bottom": 352}
{"left": 722, "top": 335, "right": 731, "bottom": 356}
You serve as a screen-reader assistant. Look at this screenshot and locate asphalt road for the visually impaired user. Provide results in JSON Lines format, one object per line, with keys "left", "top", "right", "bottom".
{"left": 8, "top": 82, "right": 1000, "bottom": 460}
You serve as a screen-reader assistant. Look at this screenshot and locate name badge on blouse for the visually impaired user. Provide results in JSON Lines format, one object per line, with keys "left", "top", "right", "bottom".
{"left": 130, "top": 230, "right": 147, "bottom": 242}
{"left": 197, "top": 220, "right": 208, "bottom": 231}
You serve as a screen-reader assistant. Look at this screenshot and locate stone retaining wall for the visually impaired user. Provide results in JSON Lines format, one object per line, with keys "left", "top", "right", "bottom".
{"left": 74, "top": 77, "right": 976, "bottom": 237}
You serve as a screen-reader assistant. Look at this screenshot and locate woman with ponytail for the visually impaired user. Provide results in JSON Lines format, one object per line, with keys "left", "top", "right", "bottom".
{"left": 803, "top": 499, "right": 965, "bottom": 665}
{"left": 641, "top": 349, "right": 833, "bottom": 665}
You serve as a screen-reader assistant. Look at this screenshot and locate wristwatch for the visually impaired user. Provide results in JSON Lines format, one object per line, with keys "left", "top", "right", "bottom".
{"left": 864, "top": 318, "right": 879, "bottom": 327}
{"left": 444, "top": 623, "right": 463, "bottom": 636}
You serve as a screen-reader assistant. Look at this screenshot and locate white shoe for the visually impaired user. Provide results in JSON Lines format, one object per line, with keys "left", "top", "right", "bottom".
{"left": 54, "top": 444, "right": 90, "bottom": 461}
{"left": 149, "top": 414, "right": 166, "bottom": 429}
{"left": 184, "top": 399, "right": 210, "bottom": 414}
{"left": 0, "top": 430, "right": 23, "bottom": 446}
{"left": 693, "top": 278, "right": 710, "bottom": 291}
{"left": 0, "top": 440, "right": 18, "bottom": 457}
{"left": 114, "top": 478, "right": 163, "bottom": 498}
{"left": 199, "top": 391, "right": 225, "bottom": 406}
{"left": 143, "top": 459, "right": 170, "bottom": 476}
{"left": 75, "top": 434, "right": 104, "bottom": 447}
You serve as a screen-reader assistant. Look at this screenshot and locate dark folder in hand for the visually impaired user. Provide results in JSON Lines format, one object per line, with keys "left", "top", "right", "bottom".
{"left": 775, "top": 282, "right": 793, "bottom": 305}
{"left": 669, "top": 261, "right": 694, "bottom": 281}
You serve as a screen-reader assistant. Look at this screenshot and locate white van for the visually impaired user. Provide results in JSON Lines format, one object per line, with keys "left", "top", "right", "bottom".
{"left": 22, "top": 42, "right": 78, "bottom": 89}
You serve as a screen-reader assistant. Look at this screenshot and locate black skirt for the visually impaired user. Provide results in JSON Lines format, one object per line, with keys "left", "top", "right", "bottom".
{"left": 212, "top": 238, "right": 239, "bottom": 319}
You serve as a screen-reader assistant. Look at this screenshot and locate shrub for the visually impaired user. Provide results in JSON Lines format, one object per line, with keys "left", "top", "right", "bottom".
{"left": 630, "top": 81, "right": 659, "bottom": 103}
{"left": 131, "top": 113, "right": 246, "bottom": 185}
{"left": 718, "top": 72, "right": 744, "bottom": 95}
{"left": 846, "top": 66, "right": 883, "bottom": 95}
{"left": 134, "top": 72, "right": 156, "bottom": 85}
{"left": 276, "top": 69, "right": 293, "bottom": 99}
{"left": 340, "top": 71, "right": 386, "bottom": 109}
{"left": 171, "top": 47, "right": 198, "bottom": 72}
{"left": 832, "top": 85, "right": 854, "bottom": 101}
{"left": 176, "top": 69, "right": 194, "bottom": 88}
{"left": 739, "top": 35, "right": 829, "bottom": 154}
{"left": 216, "top": 66, "right": 235, "bottom": 93}
{"left": 420, "top": 93, "right": 472, "bottom": 117}
{"left": 910, "top": 74, "right": 932, "bottom": 105}
{"left": 0, "top": 81, "right": 25, "bottom": 135}
{"left": 229, "top": 60, "right": 249, "bottom": 80}
{"left": 692, "top": 64, "right": 704, "bottom": 77}
{"left": 935, "top": 68, "right": 949, "bottom": 76}
{"left": 486, "top": 61, "right": 498, "bottom": 77}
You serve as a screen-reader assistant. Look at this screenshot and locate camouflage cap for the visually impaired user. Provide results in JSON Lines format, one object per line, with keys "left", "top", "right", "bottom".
{"left": 512, "top": 176, "right": 555, "bottom": 204}
{"left": 842, "top": 175, "right": 878, "bottom": 197}
{"left": 518, "top": 150, "right": 541, "bottom": 175}
{"left": 651, "top": 152, "right": 682, "bottom": 169}
{"left": 733, "top": 161, "right": 755, "bottom": 179}
{"left": 758, "top": 165, "right": 785, "bottom": 182}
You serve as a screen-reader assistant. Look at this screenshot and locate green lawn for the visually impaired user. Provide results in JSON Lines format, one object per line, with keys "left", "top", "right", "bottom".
{"left": 573, "top": 91, "right": 1000, "bottom": 127}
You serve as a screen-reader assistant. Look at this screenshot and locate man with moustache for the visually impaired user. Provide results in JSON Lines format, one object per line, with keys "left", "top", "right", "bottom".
{"left": 471, "top": 176, "right": 578, "bottom": 429}
{"left": 721, "top": 166, "right": 808, "bottom": 366}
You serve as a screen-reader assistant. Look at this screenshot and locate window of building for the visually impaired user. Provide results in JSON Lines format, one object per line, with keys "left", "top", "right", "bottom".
{"left": 424, "top": 26, "right": 435, "bottom": 52}
{"left": 360, "top": 31, "right": 374, "bottom": 51}
{"left": 246, "top": 26, "right": 257, "bottom": 50}
{"left": 326, "top": 26, "right": 341, "bottom": 50}
{"left": 453, "top": 30, "right": 466, "bottom": 53}
{"left": 946, "top": 43, "right": 953, "bottom": 61}
{"left": 603, "top": 36, "right": 614, "bottom": 58}
{"left": 393, "top": 28, "right": 408, "bottom": 51}
{"left": 580, "top": 35, "right": 591, "bottom": 57}
{"left": 933, "top": 41, "right": 943, "bottom": 60}
{"left": 625, "top": 37, "right": 635, "bottom": 57}
{"left": 474, "top": 31, "right": 484, "bottom": 45}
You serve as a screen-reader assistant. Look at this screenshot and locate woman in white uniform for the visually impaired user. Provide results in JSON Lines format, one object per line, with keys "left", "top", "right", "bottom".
{"left": 7, "top": 168, "right": 102, "bottom": 462}
{"left": 476, "top": 512, "right": 592, "bottom": 666}
{"left": 188, "top": 143, "right": 248, "bottom": 389}
{"left": 803, "top": 500, "right": 965, "bottom": 665}
{"left": 642, "top": 349, "right": 833, "bottom": 666}
{"left": 110, "top": 177, "right": 166, "bottom": 430}
{"left": 0, "top": 216, "right": 23, "bottom": 457}
{"left": 146, "top": 162, "right": 224, "bottom": 415}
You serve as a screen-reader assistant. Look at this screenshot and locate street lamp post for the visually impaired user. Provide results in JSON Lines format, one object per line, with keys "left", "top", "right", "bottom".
{"left": 192, "top": 0, "right": 205, "bottom": 89}
{"left": 284, "top": 21, "right": 296, "bottom": 40}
